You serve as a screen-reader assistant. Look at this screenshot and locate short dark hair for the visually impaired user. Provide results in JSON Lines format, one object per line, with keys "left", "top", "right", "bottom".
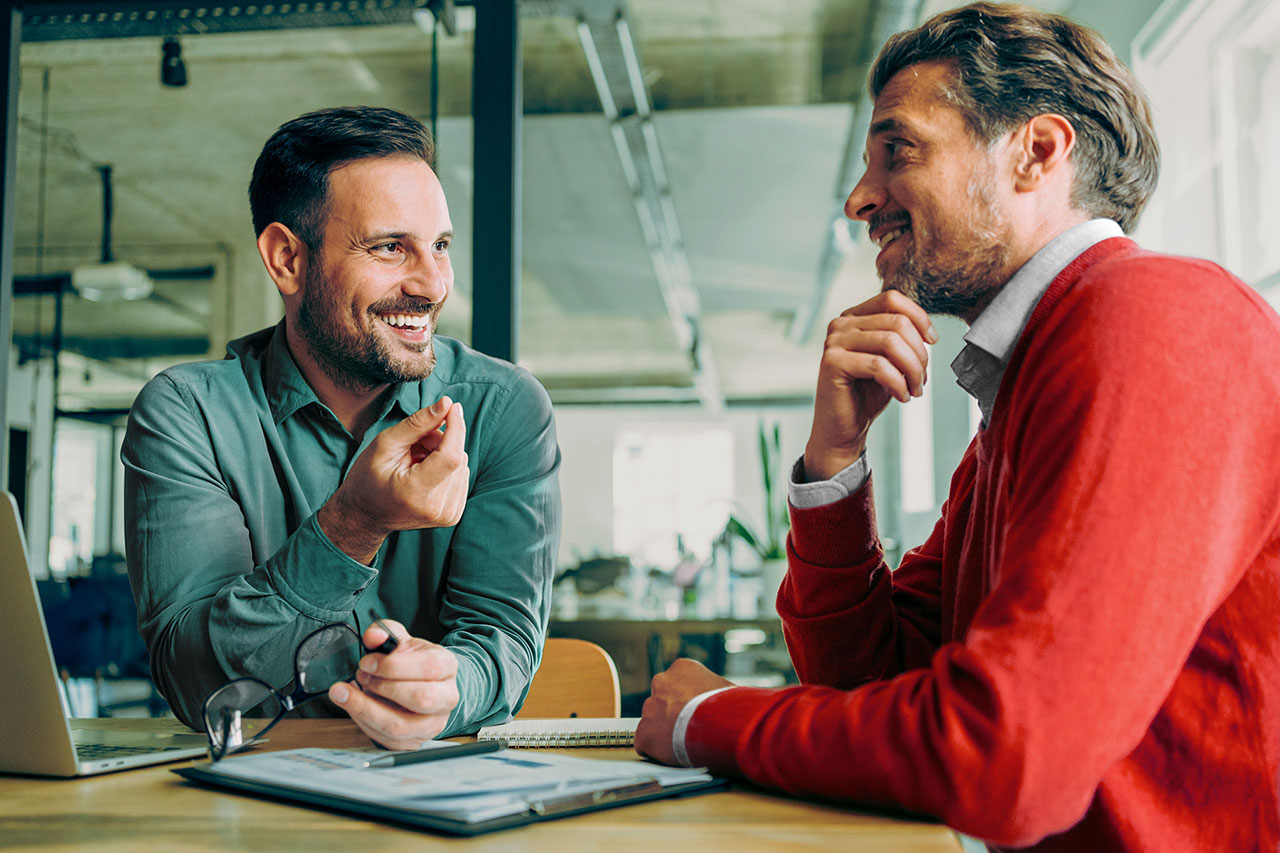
{"left": 870, "top": 2, "right": 1159, "bottom": 233}
{"left": 248, "top": 106, "right": 436, "bottom": 247}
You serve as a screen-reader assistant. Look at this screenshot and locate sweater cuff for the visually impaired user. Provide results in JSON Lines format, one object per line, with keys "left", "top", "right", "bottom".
{"left": 788, "top": 475, "right": 880, "bottom": 569}
{"left": 682, "top": 686, "right": 781, "bottom": 775}
{"left": 672, "top": 687, "right": 733, "bottom": 766}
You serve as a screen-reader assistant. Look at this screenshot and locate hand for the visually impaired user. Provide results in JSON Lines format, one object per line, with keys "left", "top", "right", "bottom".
{"left": 328, "top": 618, "right": 460, "bottom": 749}
{"left": 805, "top": 291, "right": 938, "bottom": 480}
{"left": 634, "top": 658, "right": 733, "bottom": 767}
{"left": 318, "top": 396, "right": 469, "bottom": 563}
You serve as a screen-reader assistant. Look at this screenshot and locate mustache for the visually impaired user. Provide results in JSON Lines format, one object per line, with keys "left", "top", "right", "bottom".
{"left": 867, "top": 212, "right": 910, "bottom": 236}
{"left": 368, "top": 298, "right": 441, "bottom": 316}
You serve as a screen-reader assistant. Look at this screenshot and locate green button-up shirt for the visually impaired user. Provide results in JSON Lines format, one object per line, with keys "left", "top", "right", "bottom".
{"left": 122, "top": 323, "right": 561, "bottom": 735}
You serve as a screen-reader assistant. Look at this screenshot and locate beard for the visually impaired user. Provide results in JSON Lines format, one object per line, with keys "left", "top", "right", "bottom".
{"left": 875, "top": 172, "right": 1011, "bottom": 320}
{"left": 296, "top": 264, "right": 442, "bottom": 393}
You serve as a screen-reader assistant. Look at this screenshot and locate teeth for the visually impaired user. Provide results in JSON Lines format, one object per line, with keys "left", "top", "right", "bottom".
{"left": 876, "top": 226, "right": 908, "bottom": 249}
{"left": 381, "top": 313, "right": 429, "bottom": 329}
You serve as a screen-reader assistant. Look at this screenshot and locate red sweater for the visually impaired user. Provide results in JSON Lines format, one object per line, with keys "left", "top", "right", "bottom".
{"left": 685, "top": 239, "right": 1280, "bottom": 850}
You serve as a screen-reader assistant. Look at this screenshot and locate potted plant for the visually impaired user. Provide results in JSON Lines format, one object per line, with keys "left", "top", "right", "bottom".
{"left": 723, "top": 420, "right": 790, "bottom": 612}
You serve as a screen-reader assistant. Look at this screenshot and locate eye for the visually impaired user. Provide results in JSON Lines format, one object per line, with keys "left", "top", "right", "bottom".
{"left": 373, "top": 241, "right": 403, "bottom": 255}
{"left": 433, "top": 238, "right": 451, "bottom": 252}
{"left": 884, "top": 138, "right": 912, "bottom": 167}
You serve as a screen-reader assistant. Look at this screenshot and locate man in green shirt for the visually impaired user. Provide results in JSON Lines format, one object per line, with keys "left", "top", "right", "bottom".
{"left": 122, "top": 106, "right": 561, "bottom": 747}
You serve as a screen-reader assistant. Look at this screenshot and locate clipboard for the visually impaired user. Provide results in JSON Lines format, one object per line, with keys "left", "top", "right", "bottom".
{"left": 173, "top": 747, "right": 728, "bottom": 837}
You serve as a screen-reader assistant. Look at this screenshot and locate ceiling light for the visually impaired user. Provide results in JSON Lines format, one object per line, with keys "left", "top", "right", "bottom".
{"left": 71, "top": 261, "right": 154, "bottom": 302}
{"left": 161, "top": 36, "right": 187, "bottom": 87}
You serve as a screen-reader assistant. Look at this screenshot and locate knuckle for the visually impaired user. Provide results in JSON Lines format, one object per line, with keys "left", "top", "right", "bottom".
{"left": 383, "top": 717, "right": 412, "bottom": 739}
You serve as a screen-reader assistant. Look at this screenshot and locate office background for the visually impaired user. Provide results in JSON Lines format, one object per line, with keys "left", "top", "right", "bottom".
{"left": 3, "top": 0, "right": 1276, "bottom": 714}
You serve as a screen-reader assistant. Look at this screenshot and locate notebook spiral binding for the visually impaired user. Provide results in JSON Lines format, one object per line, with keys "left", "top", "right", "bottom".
{"left": 498, "top": 729, "right": 634, "bottom": 748}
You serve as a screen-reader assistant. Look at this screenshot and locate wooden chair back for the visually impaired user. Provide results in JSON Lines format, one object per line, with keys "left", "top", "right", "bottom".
{"left": 516, "top": 637, "right": 621, "bottom": 719}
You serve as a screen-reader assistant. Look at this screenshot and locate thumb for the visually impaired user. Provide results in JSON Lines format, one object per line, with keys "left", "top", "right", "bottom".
{"left": 377, "top": 397, "right": 452, "bottom": 448}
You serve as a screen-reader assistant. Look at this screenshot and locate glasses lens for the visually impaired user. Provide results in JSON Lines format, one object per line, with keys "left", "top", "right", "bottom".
{"left": 296, "top": 624, "right": 362, "bottom": 694}
{"left": 203, "top": 679, "right": 283, "bottom": 754}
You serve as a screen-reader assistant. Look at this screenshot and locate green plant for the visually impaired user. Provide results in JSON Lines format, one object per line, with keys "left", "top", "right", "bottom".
{"left": 724, "top": 419, "right": 788, "bottom": 561}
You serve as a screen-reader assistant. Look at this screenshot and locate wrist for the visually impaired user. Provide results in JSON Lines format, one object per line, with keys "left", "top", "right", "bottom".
{"left": 803, "top": 443, "right": 866, "bottom": 482}
{"left": 317, "top": 500, "right": 386, "bottom": 565}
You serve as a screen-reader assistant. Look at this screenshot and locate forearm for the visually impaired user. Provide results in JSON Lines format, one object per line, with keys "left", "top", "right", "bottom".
{"left": 782, "top": 471, "right": 944, "bottom": 685}
{"left": 133, "top": 509, "right": 378, "bottom": 728}
{"left": 433, "top": 472, "right": 560, "bottom": 734}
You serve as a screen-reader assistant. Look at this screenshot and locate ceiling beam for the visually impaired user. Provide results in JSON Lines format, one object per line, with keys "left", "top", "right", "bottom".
{"left": 18, "top": 0, "right": 430, "bottom": 41}
{"left": 576, "top": 0, "right": 723, "bottom": 414}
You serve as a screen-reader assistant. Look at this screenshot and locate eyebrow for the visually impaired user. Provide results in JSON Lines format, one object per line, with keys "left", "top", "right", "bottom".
{"left": 862, "top": 117, "right": 909, "bottom": 166}
{"left": 366, "top": 230, "right": 454, "bottom": 244}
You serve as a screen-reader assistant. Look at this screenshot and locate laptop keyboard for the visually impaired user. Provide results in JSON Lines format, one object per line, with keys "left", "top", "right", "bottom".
{"left": 76, "top": 743, "right": 192, "bottom": 760}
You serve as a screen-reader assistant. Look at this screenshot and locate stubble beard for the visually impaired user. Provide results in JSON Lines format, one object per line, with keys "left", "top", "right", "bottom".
{"left": 879, "top": 173, "right": 1011, "bottom": 320}
{"left": 296, "top": 264, "right": 441, "bottom": 394}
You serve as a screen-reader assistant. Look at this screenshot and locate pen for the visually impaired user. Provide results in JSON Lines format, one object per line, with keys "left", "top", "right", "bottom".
{"left": 362, "top": 739, "right": 502, "bottom": 768}
{"left": 365, "top": 610, "right": 399, "bottom": 655}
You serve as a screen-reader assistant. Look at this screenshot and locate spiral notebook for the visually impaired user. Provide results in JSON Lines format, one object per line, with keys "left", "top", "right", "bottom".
{"left": 477, "top": 717, "right": 640, "bottom": 747}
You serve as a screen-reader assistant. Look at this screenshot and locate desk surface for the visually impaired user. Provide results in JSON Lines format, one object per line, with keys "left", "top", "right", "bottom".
{"left": 1, "top": 718, "right": 963, "bottom": 852}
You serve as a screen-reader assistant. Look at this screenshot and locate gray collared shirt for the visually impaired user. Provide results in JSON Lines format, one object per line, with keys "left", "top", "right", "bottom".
{"left": 790, "top": 218, "right": 1123, "bottom": 508}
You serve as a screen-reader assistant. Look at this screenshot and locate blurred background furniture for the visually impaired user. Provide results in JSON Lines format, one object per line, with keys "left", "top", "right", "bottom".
{"left": 516, "top": 637, "right": 621, "bottom": 719}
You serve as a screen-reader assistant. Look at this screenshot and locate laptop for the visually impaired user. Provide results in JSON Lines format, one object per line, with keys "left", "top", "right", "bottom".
{"left": 0, "top": 491, "right": 208, "bottom": 776}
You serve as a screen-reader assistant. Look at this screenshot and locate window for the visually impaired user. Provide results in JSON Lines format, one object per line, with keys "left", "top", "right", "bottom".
{"left": 49, "top": 425, "right": 100, "bottom": 576}
{"left": 612, "top": 426, "right": 734, "bottom": 567}
{"left": 1134, "top": 0, "right": 1280, "bottom": 293}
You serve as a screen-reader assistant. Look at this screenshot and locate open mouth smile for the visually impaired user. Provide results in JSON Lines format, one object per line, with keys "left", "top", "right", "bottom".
{"left": 378, "top": 313, "right": 431, "bottom": 330}
{"left": 873, "top": 224, "right": 909, "bottom": 249}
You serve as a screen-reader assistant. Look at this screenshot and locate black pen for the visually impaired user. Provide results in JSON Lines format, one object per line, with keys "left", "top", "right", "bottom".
{"left": 362, "top": 739, "right": 502, "bottom": 768}
{"left": 365, "top": 610, "right": 399, "bottom": 655}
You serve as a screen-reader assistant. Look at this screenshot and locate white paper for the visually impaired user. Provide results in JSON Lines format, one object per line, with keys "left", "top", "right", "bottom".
{"left": 202, "top": 747, "right": 712, "bottom": 824}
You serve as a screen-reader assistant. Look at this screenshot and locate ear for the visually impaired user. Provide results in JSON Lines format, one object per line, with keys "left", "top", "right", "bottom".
{"left": 256, "top": 222, "right": 309, "bottom": 298}
{"left": 1011, "top": 113, "right": 1076, "bottom": 193}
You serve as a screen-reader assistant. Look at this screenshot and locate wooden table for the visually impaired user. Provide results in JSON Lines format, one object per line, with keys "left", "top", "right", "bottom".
{"left": 0, "top": 718, "right": 964, "bottom": 852}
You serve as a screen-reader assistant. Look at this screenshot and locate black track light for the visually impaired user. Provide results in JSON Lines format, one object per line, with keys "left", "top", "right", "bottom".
{"left": 161, "top": 36, "right": 187, "bottom": 88}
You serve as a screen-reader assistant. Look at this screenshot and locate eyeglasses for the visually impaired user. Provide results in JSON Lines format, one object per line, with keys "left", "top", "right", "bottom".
{"left": 201, "top": 613, "right": 397, "bottom": 761}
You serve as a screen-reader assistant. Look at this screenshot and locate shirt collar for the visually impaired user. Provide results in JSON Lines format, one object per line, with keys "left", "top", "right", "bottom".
{"left": 264, "top": 322, "right": 320, "bottom": 425}
{"left": 264, "top": 322, "right": 426, "bottom": 428}
{"left": 951, "top": 218, "right": 1123, "bottom": 424}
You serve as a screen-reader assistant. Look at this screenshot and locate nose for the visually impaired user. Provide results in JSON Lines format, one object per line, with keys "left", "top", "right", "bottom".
{"left": 844, "top": 170, "right": 884, "bottom": 223}
{"left": 405, "top": 253, "right": 452, "bottom": 304}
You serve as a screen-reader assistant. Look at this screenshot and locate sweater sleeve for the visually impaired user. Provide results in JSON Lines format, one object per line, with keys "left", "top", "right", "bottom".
{"left": 778, "top": 468, "right": 954, "bottom": 686}
{"left": 684, "top": 256, "right": 1280, "bottom": 847}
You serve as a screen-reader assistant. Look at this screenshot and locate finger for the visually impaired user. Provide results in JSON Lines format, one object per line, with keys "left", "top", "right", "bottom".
{"left": 822, "top": 348, "right": 914, "bottom": 403}
{"left": 824, "top": 325, "right": 929, "bottom": 397}
{"left": 361, "top": 617, "right": 406, "bottom": 656}
{"left": 437, "top": 402, "right": 467, "bottom": 454}
{"left": 361, "top": 640, "right": 458, "bottom": 683}
{"left": 377, "top": 397, "right": 453, "bottom": 451}
{"left": 842, "top": 290, "right": 938, "bottom": 344}
{"left": 827, "top": 312, "right": 931, "bottom": 373}
{"left": 329, "top": 682, "right": 447, "bottom": 749}
{"left": 355, "top": 668, "right": 459, "bottom": 717}
{"left": 410, "top": 405, "right": 469, "bottom": 495}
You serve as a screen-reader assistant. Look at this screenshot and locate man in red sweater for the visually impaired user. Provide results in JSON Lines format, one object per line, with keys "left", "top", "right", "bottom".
{"left": 634, "top": 3, "right": 1280, "bottom": 850}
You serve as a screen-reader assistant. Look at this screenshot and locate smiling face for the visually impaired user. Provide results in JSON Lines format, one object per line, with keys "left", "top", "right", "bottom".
{"left": 293, "top": 155, "right": 454, "bottom": 392}
{"left": 846, "top": 61, "right": 1018, "bottom": 320}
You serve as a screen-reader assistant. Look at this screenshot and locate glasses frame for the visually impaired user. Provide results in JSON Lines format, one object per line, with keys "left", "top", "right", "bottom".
{"left": 201, "top": 620, "right": 365, "bottom": 761}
